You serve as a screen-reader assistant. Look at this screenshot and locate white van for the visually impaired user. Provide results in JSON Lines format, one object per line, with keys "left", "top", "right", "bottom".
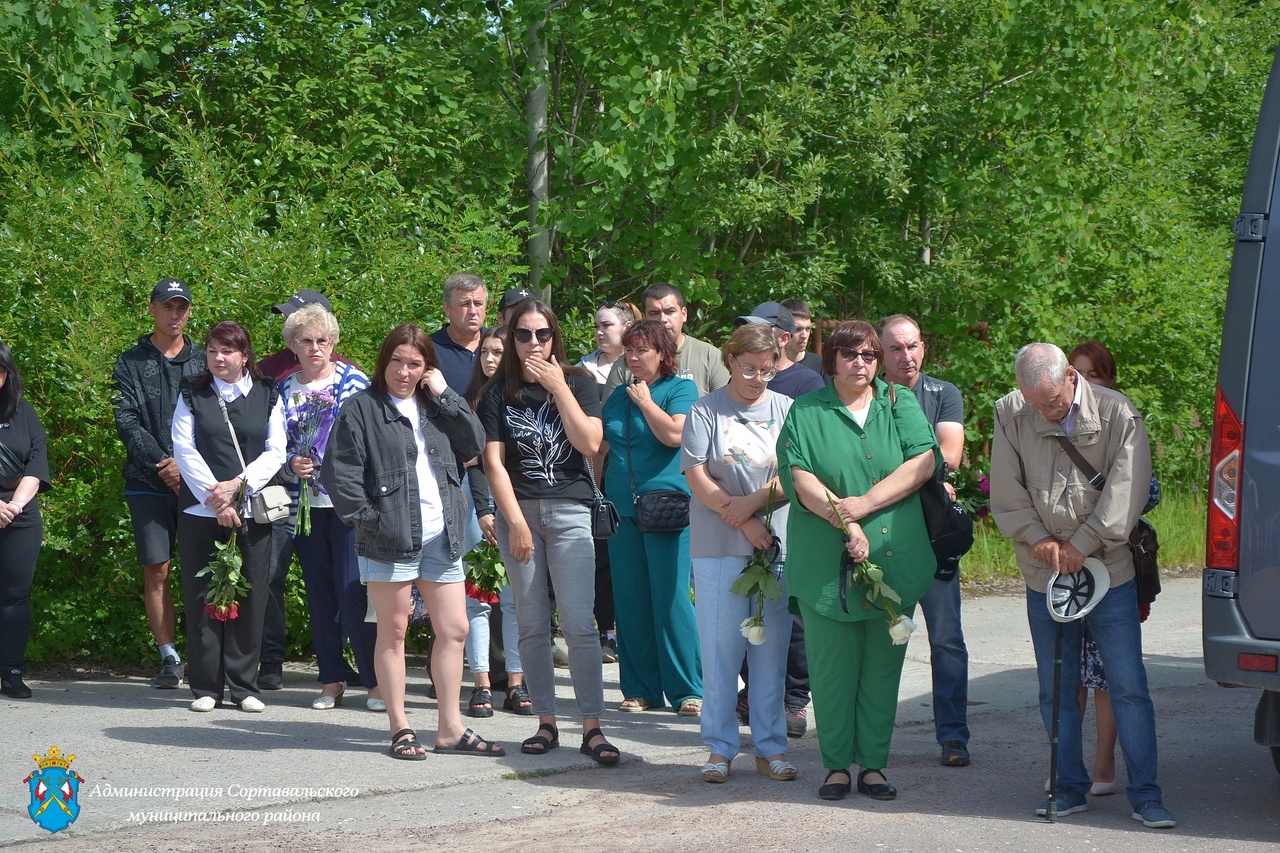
{"left": 1205, "top": 43, "right": 1280, "bottom": 774}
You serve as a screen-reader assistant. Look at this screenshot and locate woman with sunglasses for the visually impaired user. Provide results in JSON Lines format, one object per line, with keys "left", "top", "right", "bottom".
{"left": 681, "top": 323, "right": 796, "bottom": 783}
{"left": 776, "top": 320, "right": 940, "bottom": 802}
{"left": 478, "top": 300, "right": 619, "bottom": 765}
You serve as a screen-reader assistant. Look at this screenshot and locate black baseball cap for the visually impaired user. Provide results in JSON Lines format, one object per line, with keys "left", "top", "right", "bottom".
{"left": 272, "top": 289, "right": 332, "bottom": 316}
{"left": 498, "top": 287, "right": 535, "bottom": 311}
{"left": 150, "top": 278, "right": 192, "bottom": 304}
{"left": 734, "top": 301, "right": 795, "bottom": 334}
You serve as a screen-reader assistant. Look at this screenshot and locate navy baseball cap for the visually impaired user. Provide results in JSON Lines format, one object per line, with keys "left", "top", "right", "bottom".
{"left": 735, "top": 301, "right": 795, "bottom": 334}
{"left": 272, "top": 289, "right": 332, "bottom": 316}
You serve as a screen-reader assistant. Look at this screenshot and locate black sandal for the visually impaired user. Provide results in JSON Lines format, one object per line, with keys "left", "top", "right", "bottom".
{"left": 521, "top": 722, "right": 559, "bottom": 755}
{"left": 504, "top": 682, "right": 534, "bottom": 715}
{"left": 468, "top": 685, "right": 494, "bottom": 718}
{"left": 390, "top": 728, "right": 427, "bottom": 761}
{"left": 579, "top": 727, "right": 620, "bottom": 766}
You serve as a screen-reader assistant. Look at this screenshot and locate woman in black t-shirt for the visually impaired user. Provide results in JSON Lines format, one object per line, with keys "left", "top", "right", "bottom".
{"left": 478, "top": 299, "right": 620, "bottom": 765}
{"left": 0, "top": 341, "right": 51, "bottom": 700}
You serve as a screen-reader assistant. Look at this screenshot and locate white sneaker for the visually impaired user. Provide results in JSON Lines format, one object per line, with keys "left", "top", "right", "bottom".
{"left": 239, "top": 696, "right": 266, "bottom": 713}
{"left": 190, "top": 696, "right": 217, "bottom": 712}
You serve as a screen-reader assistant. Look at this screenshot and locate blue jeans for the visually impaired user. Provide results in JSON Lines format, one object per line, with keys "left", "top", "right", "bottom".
{"left": 1026, "top": 579, "right": 1163, "bottom": 807}
{"left": 918, "top": 574, "right": 970, "bottom": 745}
{"left": 693, "top": 556, "right": 790, "bottom": 760}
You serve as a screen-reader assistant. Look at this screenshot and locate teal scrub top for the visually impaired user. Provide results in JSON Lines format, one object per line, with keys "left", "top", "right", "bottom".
{"left": 778, "top": 378, "right": 941, "bottom": 621}
{"left": 602, "top": 375, "right": 698, "bottom": 516}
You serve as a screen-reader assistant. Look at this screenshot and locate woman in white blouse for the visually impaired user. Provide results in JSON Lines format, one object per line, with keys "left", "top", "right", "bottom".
{"left": 172, "top": 321, "right": 287, "bottom": 713}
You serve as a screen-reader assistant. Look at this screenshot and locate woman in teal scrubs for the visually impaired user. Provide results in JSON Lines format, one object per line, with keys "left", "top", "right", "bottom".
{"left": 602, "top": 320, "right": 702, "bottom": 715}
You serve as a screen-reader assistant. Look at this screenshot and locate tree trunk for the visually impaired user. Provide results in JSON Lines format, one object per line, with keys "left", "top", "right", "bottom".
{"left": 525, "top": 9, "right": 551, "bottom": 304}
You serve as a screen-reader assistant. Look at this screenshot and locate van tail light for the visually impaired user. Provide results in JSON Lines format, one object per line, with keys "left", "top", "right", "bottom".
{"left": 1207, "top": 385, "right": 1242, "bottom": 571}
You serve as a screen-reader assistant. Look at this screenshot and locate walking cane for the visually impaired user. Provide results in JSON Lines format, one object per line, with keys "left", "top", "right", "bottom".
{"left": 1046, "top": 620, "right": 1064, "bottom": 822}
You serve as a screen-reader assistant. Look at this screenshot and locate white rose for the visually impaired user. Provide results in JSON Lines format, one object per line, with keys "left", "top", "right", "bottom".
{"left": 888, "top": 614, "right": 916, "bottom": 646}
{"left": 740, "top": 617, "right": 767, "bottom": 646}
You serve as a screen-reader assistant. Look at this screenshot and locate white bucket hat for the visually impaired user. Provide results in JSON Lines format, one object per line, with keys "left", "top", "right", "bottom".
{"left": 1047, "top": 557, "right": 1111, "bottom": 623}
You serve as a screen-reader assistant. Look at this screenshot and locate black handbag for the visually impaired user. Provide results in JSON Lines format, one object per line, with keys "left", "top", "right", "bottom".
{"left": 0, "top": 441, "right": 26, "bottom": 491}
{"left": 585, "top": 457, "right": 619, "bottom": 539}
{"left": 1053, "top": 436, "right": 1162, "bottom": 606}
{"left": 626, "top": 401, "right": 689, "bottom": 533}
{"left": 918, "top": 476, "right": 974, "bottom": 582}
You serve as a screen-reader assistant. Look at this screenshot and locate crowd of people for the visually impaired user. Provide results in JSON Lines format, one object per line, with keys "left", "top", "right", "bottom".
{"left": 0, "top": 273, "right": 1175, "bottom": 828}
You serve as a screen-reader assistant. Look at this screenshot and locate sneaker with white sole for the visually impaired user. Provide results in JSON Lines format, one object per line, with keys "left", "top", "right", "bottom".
{"left": 151, "top": 656, "right": 183, "bottom": 689}
{"left": 239, "top": 696, "right": 266, "bottom": 713}
{"left": 190, "top": 696, "right": 217, "bottom": 712}
{"left": 1132, "top": 800, "right": 1176, "bottom": 828}
{"left": 1035, "top": 789, "right": 1089, "bottom": 817}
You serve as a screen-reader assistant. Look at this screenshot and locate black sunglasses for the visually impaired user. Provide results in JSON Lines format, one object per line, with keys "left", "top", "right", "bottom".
{"left": 513, "top": 327, "right": 554, "bottom": 344}
{"left": 837, "top": 348, "right": 879, "bottom": 364}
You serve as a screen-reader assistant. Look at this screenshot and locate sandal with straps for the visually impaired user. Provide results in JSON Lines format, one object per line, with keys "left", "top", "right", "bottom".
{"left": 468, "top": 685, "right": 494, "bottom": 718}
{"left": 521, "top": 722, "right": 560, "bottom": 755}
{"left": 390, "top": 728, "right": 427, "bottom": 761}
{"left": 755, "top": 756, "right": 798, "bottom": 781}
{"left": 579, "top": 727, "right": 620, "bottom": 766}
{"left": 503, "top": 683, "right": 534, "bottom": 715}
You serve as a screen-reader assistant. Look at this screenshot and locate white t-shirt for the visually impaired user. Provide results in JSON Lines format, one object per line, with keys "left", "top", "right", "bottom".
{"left": 393, "top": 394, "right": 445, "bottom": 544}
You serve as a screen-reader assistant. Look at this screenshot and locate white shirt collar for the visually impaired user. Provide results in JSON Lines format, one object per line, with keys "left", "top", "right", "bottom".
{"left": 212, "top": 372, "right": 254, "bottom": 401}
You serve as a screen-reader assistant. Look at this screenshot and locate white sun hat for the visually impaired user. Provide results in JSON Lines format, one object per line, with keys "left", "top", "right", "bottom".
{"left": 1047, "top": 557, "right": 1111, "bottom": 623}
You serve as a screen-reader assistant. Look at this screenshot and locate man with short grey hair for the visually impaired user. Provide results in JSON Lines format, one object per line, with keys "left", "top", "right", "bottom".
{"left": 991, "top": 342, "right": 1174, "bottom": 829}
{"left": 431, "top": 273, "right": 489, "bottom": 392}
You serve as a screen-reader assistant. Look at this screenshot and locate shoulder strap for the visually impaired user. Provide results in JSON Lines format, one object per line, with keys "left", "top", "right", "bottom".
{"left": 214, "top": 393, "right": 250, "bottom": 474}
{"left": 1053, "top": 435, "right": 1106, "bottom": 490}
{"left": 626, "top": 401, "right": 637, "bottom": 503}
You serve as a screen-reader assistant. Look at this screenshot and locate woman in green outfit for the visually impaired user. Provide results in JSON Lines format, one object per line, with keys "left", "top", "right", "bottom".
{"left": 777, "top": 320, "right": 940, "bottom": 802}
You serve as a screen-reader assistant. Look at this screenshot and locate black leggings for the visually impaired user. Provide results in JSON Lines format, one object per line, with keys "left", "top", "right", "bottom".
{"left": 0, "top": 523, "right": 42, "bottom": 671}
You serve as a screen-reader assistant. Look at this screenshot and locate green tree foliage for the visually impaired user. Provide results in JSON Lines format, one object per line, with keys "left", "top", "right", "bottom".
{"left": 0, "top": 0, "right": 1275, "bottom": 662}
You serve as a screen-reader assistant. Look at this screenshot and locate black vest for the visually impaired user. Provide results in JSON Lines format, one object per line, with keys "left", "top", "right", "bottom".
{"left": 179, "top": 377, "right": 278, "bottom": 510}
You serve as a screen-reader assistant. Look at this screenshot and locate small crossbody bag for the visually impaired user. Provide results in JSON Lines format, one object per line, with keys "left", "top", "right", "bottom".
{"left": 626, "top": 401, "right": 689, "bottom": 533}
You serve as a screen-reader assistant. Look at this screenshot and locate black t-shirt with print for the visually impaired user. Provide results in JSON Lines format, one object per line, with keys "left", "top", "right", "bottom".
{"left": 478, "top": 372, "right": 602, "bottom": 504}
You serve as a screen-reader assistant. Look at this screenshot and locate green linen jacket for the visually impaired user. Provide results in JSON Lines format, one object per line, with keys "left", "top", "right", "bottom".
{"left": 778, "top": 378, "right": 941, "bottom": 621}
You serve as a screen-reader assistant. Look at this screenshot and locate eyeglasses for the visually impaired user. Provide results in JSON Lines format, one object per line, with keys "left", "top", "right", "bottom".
{"left": 731, "top": 357, "right": 777, "bottom": 382}
{"left": 837, "top": 348, "right": 879, "bottom": 364}
{"left": 513, "top": 327, "right": 554, "bottom": 344}
{"left": 296, "top": 337, "right": 332, "bottom": 350}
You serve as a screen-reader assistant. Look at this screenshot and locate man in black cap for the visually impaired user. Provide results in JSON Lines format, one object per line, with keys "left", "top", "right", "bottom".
{"left": 496, "top": 287, "right": 534, "bottom": 327}
{"left": 112, "top": 278, "right": 206, "bottom": 688}
{"left": 731, "top": 301, "right": 822, "bottom": 737}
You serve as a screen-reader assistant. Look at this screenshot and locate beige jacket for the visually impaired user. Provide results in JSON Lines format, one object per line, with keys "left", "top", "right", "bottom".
{"left": 990, "top": 377, "right": 1151, "bottom": 593}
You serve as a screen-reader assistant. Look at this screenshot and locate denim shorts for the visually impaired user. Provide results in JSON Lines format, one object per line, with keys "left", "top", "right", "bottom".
{"left": 358, "top": 530, "right": 463, "bottom": 584}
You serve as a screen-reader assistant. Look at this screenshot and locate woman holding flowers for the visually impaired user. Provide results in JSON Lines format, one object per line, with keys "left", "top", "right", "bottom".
{"left": 478, "top": 300, "right": 619, "bottom": 764}
{"left": 777, "top": 320, "right": 940, "bottom": 802}
{"left": 173, "top": 321, "right": 287, "bottom": 713}
{"left": 681, "top": 324, "right": 795, "bottom": 783}
{"left": 321, "top": 324, "right": 503, "bottom": 760}
{"left": 278, "top": 304, "right": 377, "bottom": 711}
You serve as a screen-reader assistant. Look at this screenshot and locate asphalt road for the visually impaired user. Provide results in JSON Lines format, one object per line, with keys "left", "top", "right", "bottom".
{"left": 2, "top": 576, "right": 1277, "bottom": 851}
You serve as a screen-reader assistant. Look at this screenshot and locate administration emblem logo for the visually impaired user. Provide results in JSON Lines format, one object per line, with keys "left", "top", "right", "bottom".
{"left": 23, "top": 746, "right": 84, "bottom": 833}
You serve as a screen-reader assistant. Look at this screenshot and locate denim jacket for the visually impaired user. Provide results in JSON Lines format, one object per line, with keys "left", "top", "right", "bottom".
{"left": 320, "top": 385, "right": 483, "bottom": 563}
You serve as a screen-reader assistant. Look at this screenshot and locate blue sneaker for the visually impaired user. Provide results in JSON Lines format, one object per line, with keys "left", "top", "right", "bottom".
{"left": 1131, "top": 801, "right": 1176, "bottom": 828}
{"left": 1035, "top": 789, "right": 1089, "bottom": 817}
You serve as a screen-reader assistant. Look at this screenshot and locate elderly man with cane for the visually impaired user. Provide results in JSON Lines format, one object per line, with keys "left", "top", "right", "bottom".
{"left": 990, "top": 343, "right": 1175, "bottom": 829}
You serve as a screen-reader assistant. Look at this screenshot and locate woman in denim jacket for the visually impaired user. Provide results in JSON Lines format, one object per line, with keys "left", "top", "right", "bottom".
{"left": 321, "top": 324, "right": 503, "bottom": 760}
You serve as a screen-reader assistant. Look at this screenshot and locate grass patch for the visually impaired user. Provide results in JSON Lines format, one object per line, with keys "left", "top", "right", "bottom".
{"left": 960, "top": 486, "right": 1206, "bottom": 592}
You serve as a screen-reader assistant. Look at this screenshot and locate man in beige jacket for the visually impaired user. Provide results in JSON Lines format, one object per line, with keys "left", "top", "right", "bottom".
{"left": 991, "top": 343, "right": 1174, "bottom": 830}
